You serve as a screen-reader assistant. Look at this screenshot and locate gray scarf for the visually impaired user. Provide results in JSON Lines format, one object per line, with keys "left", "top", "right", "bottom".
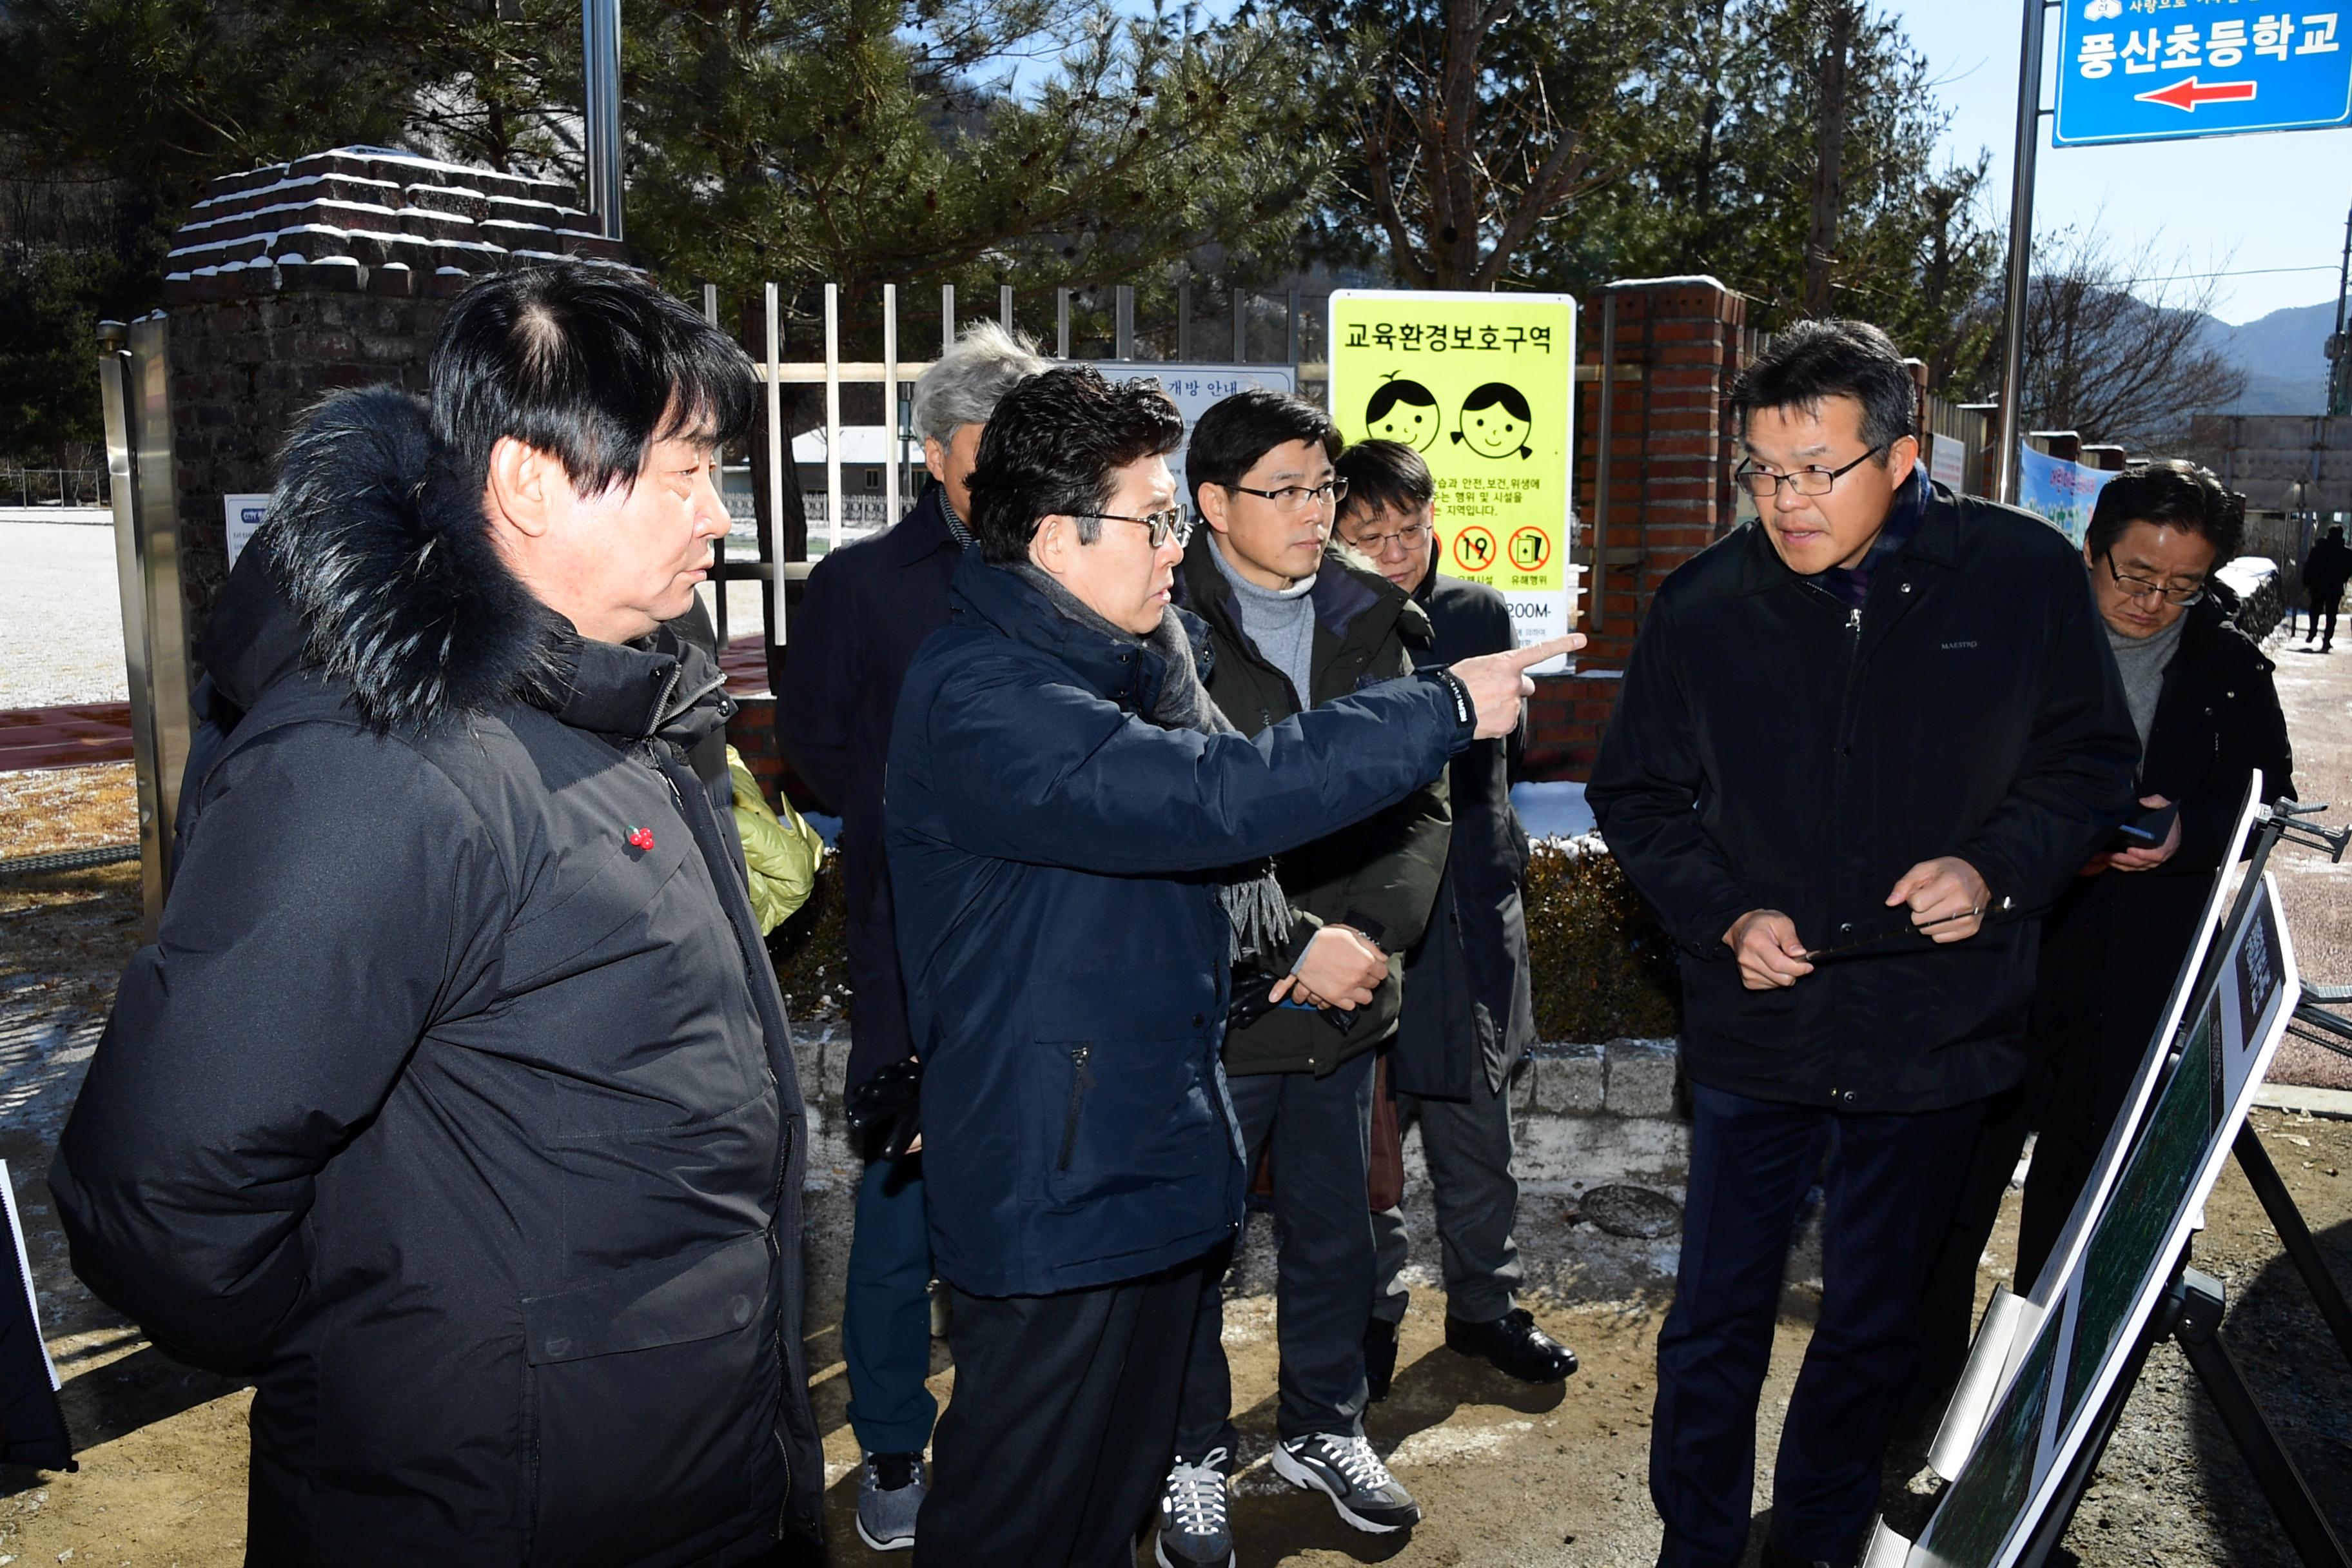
{"left": 1010, "top": 563, "right": 1293, "bottom": 962}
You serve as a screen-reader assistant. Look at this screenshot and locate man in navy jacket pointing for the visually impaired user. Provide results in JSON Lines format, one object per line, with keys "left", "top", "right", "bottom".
{"left": 886, "top": 365, "right": 1575, "bottom": 1567}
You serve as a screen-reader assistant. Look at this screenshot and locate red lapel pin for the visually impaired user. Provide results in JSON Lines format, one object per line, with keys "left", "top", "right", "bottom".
{"left": 626, "top": 826, "right": 655, "bottom": 851}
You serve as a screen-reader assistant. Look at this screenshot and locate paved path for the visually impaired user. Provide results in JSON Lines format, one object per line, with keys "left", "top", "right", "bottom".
{"left": 2265, "top": 620, "right": 2352, "bottom": 1089}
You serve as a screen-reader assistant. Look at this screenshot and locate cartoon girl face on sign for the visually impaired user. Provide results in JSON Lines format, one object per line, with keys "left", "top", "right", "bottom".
{"left": 1364, "top": 375, "right": 1441, "bottom": 452}
{"left": 1454, "top": 382, "right": 1534, "bottom": 460}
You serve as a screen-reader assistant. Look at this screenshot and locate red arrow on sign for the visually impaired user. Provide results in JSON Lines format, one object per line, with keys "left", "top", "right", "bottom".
{"left": 2134, "top": 76, "right": 2259, "bottom": 112}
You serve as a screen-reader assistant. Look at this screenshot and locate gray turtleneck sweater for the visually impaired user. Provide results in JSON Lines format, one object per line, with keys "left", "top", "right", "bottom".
{"left": 1208, "top": 536, "right": 1318, "bottom": 705}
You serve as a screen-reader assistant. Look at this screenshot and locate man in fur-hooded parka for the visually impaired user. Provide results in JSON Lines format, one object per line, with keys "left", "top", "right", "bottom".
{"left": 50, "top": 264, "right": 823, "bottom": 1566}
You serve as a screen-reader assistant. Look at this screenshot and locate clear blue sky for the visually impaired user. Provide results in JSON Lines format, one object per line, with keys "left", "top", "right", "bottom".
{"left": 1881, "top": 0, "right": 2352, "bottom": 324}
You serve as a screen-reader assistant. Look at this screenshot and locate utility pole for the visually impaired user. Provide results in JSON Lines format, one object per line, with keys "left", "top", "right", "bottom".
{"left": 1995, "top": 0, "right": 2050, "bottom": 504}
{"left": 1803, "top": 1, "right": 1857, "bottom": 317}
{"left": 2328, "top": 191, "right": 2351, "bottom": 418}
{"left": 583, "top": 0, "right": 623, "bottom": 242}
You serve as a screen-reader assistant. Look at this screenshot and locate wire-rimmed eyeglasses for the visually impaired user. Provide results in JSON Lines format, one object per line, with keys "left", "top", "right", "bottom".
{"left": 1338, "top": 520, "right": 1433, "bottom": 554}
{"left": 2101, "top": 551, "right": 2206, "bottom": 607}
{"left": 1077, "top": 504, "right": 1193, "bottom": 550}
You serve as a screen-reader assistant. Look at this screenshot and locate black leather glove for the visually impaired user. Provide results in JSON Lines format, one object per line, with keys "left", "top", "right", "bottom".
{"left": 844, "top": 1058, "right": 923, "bottom": 1161}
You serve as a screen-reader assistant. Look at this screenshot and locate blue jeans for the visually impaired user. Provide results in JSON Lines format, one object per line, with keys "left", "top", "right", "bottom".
{"left": 1652, "top": 1083, "right": 1984, "bottom": 1567}
{"left": 844, "top": 1152, "right": 938, "bottom": 1455}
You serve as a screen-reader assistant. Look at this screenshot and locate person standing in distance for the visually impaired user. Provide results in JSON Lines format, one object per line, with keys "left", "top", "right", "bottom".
{"left": 2300, "top": 522, "right": 2351, "bottom": 651}
{"left": 51, "top": 262, "right": 824, "bottom": 1563}
{"left": 779, "top": 318, "right": 1046, "bottom": 1552}
{"left": 1588, "top": 319, "right": 2137, "bottom": 1568}
{"left": 885, "top": 366, "right": 1577, "bottom": 1568}
{"left": 1331, "top": 438, "right": 1577, "bottom": 1400}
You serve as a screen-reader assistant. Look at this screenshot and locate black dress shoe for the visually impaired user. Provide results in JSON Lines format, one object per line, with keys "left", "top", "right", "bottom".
{"left": 1443, "top": 1307, "right": 1578, "bottom": 1382}
{"left": 1761, "top": 1540, "right": 1850, "bottom": 1568}
{"left": 1363, "top": 1317, "right": 1399, "bottom": 1402}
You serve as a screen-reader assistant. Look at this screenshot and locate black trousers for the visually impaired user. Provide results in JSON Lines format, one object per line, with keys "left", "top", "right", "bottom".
{"left": 2306, "top": 588, "right": 2341, "bottom": 647}
{"left": 1652, "top": 1084, "right": 1985, "bottom": 1568}
{"left": 1175, "top": 1050, "right": 1377, "bottom": 1460}
{"left": 1908, "top": 1083, "right": 2035, "bottom": 1418}
{"left": 1371, "top": 1063, "right": 1526, "bottom": 1328}
{"left": 916, "top": 1253, "right": 1215, "bottom": 1568}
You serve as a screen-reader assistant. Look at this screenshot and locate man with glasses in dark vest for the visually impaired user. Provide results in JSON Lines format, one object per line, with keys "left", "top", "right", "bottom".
{"left": 1331, "top": 438, "right": 1577, "bottom": 1409}
{"left": 1589, "top": 320, "right": 2137, "bottom": 1568}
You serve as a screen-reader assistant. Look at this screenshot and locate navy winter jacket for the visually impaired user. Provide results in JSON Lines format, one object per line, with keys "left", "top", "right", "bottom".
{"left": 1395, "top": 571, "right": 1537, "bottom": 1101}
{"left": 886, "top": 552, "right": 1475, "bottom": 1297}
{"left": 777, "top": 484, "right": 963, "bottom": 1097}
{"left": 1588, "top": 478, "right": 2140, "bottom": 1112}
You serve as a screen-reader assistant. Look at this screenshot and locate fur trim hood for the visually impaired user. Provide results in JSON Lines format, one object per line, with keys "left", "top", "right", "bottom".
{"left": 260, "top": 387, "right": 564, "bottom": 733}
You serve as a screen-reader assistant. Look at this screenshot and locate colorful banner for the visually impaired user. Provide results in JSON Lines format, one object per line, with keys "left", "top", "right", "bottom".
{"left": 2016, "top": 446, "right": 2116, "bottom": 547}
{"left": 1327, "top": 290, "right": 1580, "bottom": 669}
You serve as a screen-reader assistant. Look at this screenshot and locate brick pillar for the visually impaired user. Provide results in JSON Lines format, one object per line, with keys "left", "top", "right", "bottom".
{"left": 1522, "top": 277, "right": 1748, "bottom": 782}
{"left": 161, "top": 146, "right": 625, "bottom": 656}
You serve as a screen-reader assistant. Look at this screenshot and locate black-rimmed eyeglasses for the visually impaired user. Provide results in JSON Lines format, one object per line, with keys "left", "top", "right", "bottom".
{"left": 1226, "top": 478, "right": 1350, "bottom": 513}
{"left": 1075, "top": 505, "right": 1193, "bottom": 550}
{"left": 1734, "top": 446, "right": 1888, "bottom": 498}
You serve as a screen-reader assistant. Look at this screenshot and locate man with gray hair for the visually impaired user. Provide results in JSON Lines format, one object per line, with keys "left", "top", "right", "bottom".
{"left": 780, "top": 317, "right": 1046, "bottom": 1551}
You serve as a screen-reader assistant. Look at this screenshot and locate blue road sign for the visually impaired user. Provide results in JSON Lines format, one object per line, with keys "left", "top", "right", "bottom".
{"left": 2055, "top": 2, "right": 2352, "bottom": 146}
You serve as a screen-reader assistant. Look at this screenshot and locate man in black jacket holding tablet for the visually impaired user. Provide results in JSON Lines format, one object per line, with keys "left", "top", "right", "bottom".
{"left": 1589, "top": 320, "right": 2137, "bottom": 1568}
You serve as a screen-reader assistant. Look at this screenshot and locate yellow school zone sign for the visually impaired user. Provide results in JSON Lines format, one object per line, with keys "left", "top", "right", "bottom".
{"left": 1328, "top": 290, "right": 1580, "bottom": 668}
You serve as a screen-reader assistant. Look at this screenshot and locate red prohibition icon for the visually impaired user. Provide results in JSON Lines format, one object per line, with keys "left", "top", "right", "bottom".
{"left": 1451, "top": 525, "right": 1496, "bottom": 572}
{"left": 1507, "top": 526, "right": 1551, "bottom": 573}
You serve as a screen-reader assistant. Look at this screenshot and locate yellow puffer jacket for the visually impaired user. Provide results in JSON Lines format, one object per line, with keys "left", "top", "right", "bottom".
{"left": 728, "top": 747, "right": 824, "bottom": 934}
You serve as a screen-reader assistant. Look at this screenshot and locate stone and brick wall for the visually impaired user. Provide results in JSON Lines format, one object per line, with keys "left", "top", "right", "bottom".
{"left": 159, "top": 145, "right": 625, "bottom": 656}
{"left": 1521, "top": 277, "right": 1749, "bottom": 781}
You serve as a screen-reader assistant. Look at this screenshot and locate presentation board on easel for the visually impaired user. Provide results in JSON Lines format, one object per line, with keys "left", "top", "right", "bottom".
{"left": 1876, "top": 852, "right": 2299, "bottom": 1568}
{"left": 1921, "top": 775, "right": 2270, "bottom": 1484}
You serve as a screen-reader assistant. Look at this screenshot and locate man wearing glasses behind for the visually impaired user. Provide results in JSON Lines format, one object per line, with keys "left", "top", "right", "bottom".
{"left": 1589, "top": 320, "right": 2137, "bottom": 1568}
{"left": 1331, "top": 438, "right": 1579, "bottom": 1408}
{"left": 1156, "top": 391, "right": 1452, "bottom": 1565}
{"left": 1912, "top": 459, "right": 2293, "bottom": 1424}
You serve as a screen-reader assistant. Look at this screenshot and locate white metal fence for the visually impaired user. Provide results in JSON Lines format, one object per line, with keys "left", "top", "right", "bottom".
{"left": 721, "top": 280, "right": 1327, "bottom": 649}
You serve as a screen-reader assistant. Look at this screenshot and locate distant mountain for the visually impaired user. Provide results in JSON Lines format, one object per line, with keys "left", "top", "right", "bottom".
{"left": 2197, "top": 299, "right": 2339, "bottom": 416}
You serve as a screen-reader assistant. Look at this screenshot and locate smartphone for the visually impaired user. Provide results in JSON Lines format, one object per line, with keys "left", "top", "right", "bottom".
{"left": 2112, "top": 800, "right": 2179, "bottom": 850}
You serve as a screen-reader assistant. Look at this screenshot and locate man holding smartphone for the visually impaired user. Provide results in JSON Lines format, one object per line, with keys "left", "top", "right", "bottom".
{"left": 1911, "top": 460, "right": 2295, "bottom": 1415}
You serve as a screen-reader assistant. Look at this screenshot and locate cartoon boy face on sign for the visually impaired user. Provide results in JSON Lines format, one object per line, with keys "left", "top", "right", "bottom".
{"left": 1364, "top": 375, "right": 1441, "bottom": 452}
{"left": 1454, "top": 382, "right": 1534, "bottom": 460}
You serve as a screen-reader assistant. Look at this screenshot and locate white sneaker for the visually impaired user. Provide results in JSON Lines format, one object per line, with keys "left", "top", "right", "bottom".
{"left": 1271, "top": 1433, "right": 1421, "bottom": 1533}
{"left": 1154, "top": 1446, "right": 1235, "bottom": 1567}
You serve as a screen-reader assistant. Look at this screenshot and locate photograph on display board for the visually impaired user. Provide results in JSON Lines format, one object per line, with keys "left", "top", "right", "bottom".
{"left": 1900, "top": 872, "right": 2300, "bottom": 1568}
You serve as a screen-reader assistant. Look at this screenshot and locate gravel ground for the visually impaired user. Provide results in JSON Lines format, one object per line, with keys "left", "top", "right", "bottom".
{"left": 3, "top": 762, "right": 2349, "bottom": 1565}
